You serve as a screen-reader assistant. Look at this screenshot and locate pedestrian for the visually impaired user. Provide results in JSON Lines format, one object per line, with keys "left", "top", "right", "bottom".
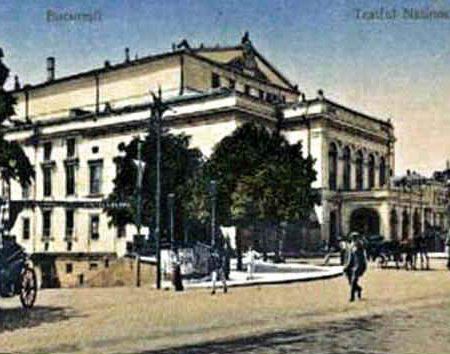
{"left": 246, "top": 246, "right": 258, "bottom": 280}
{"left": 343, "top": 238, "right": 367, "bottom": 302}
{"left": 339, "top": 237, "right": 347, "bottom": 266}
{"left": 210, "top": 247, "right": 227, "bottom": 295}
{"left": 446, "top": 229, "right": 450, "bottom": 270}
{"left": 323, "top": 239, "right": 336, "bottom": 266}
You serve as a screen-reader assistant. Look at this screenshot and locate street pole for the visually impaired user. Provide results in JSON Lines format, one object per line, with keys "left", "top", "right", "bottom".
{"left": 155, "top": 101, "right": 162, "bottom": 290}
{"left": 150, "top": 88, "right": 170, "bottom": 290}
{"left": 149, "top": 88, "right": 173, "bottom": 290}
{"left": 168, "top": 193, "right": 175, "bottom": 252}
{"left": 210, "top": 180, "right": 217, "bottom": 248}
{"left": 136, "top": 139, "right": 143, "bottom": 237}
{"left": 135, "top": 138, "right": 143, "bottom": 287}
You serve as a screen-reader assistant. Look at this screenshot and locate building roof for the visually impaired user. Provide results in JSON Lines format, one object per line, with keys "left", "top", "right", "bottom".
{"left": 287, "top": 97, "right": 393, "bottom": 128}
{"left": 11, "top": 34, "right": 299, "bottom": 95}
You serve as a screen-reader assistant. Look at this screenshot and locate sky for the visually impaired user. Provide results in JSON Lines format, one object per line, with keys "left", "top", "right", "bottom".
{"left": 1, "top": 0, "right": 449, "bottom": 176}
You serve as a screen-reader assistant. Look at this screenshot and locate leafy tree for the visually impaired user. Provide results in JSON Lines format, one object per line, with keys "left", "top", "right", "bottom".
{"left": 200, "top": 122, "right": 318, "bottom": 264}
{"left": 0, "top": 52, "right": 34, "bottom": 189}
{"left": 105, "top": 127, "right": 204, "bottom": 244}
{"left": 231, "top": 139, "right": 318, "bottom": 260}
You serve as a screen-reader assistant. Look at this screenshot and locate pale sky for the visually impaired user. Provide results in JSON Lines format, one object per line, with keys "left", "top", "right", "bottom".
{"left": 1, "top": 0, "right": 449, "bottom": 176}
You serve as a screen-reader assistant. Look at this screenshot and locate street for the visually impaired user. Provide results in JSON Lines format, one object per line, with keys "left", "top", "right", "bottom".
{"left": 2, "top": 261, "right": 450, "bottom": 354}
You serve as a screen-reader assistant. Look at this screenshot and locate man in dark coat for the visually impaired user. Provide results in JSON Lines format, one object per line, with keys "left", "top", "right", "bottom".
{"left": 344, "top": 238, "right": 367, "bottom": 302}
{"left": 210, "top": 247, "right": 228, "bottom": 295}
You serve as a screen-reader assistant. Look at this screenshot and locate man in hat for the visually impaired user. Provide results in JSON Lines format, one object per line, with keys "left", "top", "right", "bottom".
{"left": 343, "top": 235, "right": 367, "bottom": 302}
{"left": 210, "top": 246, "right": 228, "bottom": 295}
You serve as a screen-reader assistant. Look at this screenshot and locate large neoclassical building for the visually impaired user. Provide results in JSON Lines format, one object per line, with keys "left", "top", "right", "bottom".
{"left": 1, "top": 34, "right": 447, "bottom": 285}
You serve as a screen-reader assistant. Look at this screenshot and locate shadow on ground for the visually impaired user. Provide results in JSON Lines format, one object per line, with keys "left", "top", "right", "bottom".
{"left": 0, "top": 305, "right": 81, "bottom": 333}
{"left": 134, "top": 315, "right": 386, "bottom": 354}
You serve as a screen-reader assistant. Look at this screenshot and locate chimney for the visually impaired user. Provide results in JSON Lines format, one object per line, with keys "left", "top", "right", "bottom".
{"left": 47, "top": 57, "right": 55, "bottom": 81}
{"left": 317, "top": 89, "right": 324, "bottom": 101}
{"left": 446, "top": 160, "right": 450, "bottom": 170}
{"left": 125, "top": 48, "right": 130, "bottom": 63}
{"left": 14, "top": 75, "right": 20, "bottom": 90}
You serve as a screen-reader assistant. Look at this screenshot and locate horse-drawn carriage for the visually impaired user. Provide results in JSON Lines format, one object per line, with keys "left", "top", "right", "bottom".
{"left": 0, "top": 235, "right": 37, "bottom": 308}
{"left": 363, "top": 232, "right": 440, "bottom": 270}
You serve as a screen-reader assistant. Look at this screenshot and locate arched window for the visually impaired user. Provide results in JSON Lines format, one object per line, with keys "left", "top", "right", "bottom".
{"left": 379, "top": 156, "right": 386, "bottom": 187}
{"left": 355, "top": 150, "right": 364, "bottom": 190}
{"left": 368, "top": 154, "right": 375, "bottom": 189}
{"left": 328, "top": 143, "right": 338, "bottom": 190}
{"left": 343, "top": 146, "right": 351, "bottom": 191}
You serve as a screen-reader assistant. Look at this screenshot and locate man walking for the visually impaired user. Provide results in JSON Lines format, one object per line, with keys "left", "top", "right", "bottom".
{"left": 344, "top": 237, "right": 367, "bottom": 302}
{"left": 210, "top": 247, "right": 228, "bottom": 295}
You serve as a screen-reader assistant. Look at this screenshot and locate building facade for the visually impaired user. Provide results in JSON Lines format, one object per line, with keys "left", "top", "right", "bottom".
{"left": 1, "top": 34, "right": 448, "bottom": 285}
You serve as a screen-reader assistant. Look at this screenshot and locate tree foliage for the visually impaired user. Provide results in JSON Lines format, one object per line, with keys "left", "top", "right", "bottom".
{"left": 0, "top": 59, "right": 34, "bottom": 187}
{"left": 199, "top": 122, "right": 318, "bottom": 226}
{"left": 105, "top": 127, "right": 204, "bottom": 241}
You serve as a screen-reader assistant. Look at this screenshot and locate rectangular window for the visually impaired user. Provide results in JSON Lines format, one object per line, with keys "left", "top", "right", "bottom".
{"left": 89, "top": 161, "right": 103, "bottom": 195}
{"left": 67, "top": 138, "right": 76, "bottom": 158}
{"left": 211, "top": 73, "right": 220, "bottom": 89}
{"left": 66, "top": 164, "right": 75, "bottom": 196}
{"left": 22, "top": 184, "right": 30, "bottom": 199}
{"left": 90, "top": 215, "right": 100, "bottom": 240}
{"left": 228, "top": 79, "right": 236, "bottom": 90}
{"left": 66, "top": 209, "right": 74, "bottom": 237}
{"left": 244, "top": 85, "right": 250, "bottom": 95}
{"left": 89, "top": 262, "right": 98, "bottom": 270}
{"left": 117, "top": 224, "right": 126, "bottom": 238}
{"left": 43, "top": 166, "right": 52, "bottom": 197}
{"left": 43, "top": 209, "right": 51, "bottom": 238}
{"left": 43, "top": 142, "right": 52, "bottom": 161}
{"left": 258, "top": 90, "right": 265, "bottom": 100}
{"left": 23, "top": 218, "right": 30, "bottom": 240}
{"left": 66, "top": 263, "right": 73, "bottom": 274}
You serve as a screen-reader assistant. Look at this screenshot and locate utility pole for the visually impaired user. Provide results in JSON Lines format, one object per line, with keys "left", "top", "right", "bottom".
{"left": 168, "top": 193, "right": 175, "bottom": 251}
{"left": 210, "top": 180, "right": 217, "bottom": 248}
{"left": 135, "top": 139, "right": 143, "bottom": 236}
{"left": 150, "top": 88, "right": 171, "bottom": 290}
{"left": 134, "top": 138, "right": 145, "bottom": 287}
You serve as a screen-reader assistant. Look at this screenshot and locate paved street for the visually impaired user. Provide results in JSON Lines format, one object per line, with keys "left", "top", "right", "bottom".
{"left": 2, "top": 261, "right": 450, "bottom": 354}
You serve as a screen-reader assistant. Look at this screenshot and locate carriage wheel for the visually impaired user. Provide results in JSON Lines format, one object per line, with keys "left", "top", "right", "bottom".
{"left": 20, "top": 266, "right": 37, "bottom": 309}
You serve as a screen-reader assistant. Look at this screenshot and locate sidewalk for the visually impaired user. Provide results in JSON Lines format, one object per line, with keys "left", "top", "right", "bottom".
{"left": 162, "top": 262, "right": 343, "bottom": 289}
{"left": 429, "top": 252, "right": 448, "bottom": 259}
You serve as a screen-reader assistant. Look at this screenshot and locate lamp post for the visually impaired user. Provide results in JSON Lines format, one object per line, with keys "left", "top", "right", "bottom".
{"left": 134, "top": 138, "right": 145, "bottom": 237}
{"left": 167, "top": 193, "right": 175, "bottom": 251}
{"left": 167, "top": 192, "right": 183, "bottom": 291}
{"left": 149, "top": 88, "right": 171, "bottom": 290}
{"left": 133, "top": 138, "right": 145, "bottom": 287}
{"left": 209, "top": 180, "right": 217, "bottom": 248}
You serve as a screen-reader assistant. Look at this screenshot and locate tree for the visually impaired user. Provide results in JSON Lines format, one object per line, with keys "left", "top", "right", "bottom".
{"left": 0, "top": 50, "right": 34, "bottom": 190}
{"left": 203, "top": 122, "right": 318, "bottom": 263}
{"left": 231, "top": 139, "right": 318, "bottom": 260}
{"left": 105, "top": 127, "right": 204, "bottom": 245}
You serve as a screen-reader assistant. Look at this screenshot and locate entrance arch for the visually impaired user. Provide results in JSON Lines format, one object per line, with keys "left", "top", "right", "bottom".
{"left": 349, "top": 208, "right": 380, "bottom": 236}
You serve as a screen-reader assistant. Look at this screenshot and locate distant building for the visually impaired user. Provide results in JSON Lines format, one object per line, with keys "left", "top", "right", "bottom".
{"left": 1, "top": 34, "right": 448, "bottom": 286}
